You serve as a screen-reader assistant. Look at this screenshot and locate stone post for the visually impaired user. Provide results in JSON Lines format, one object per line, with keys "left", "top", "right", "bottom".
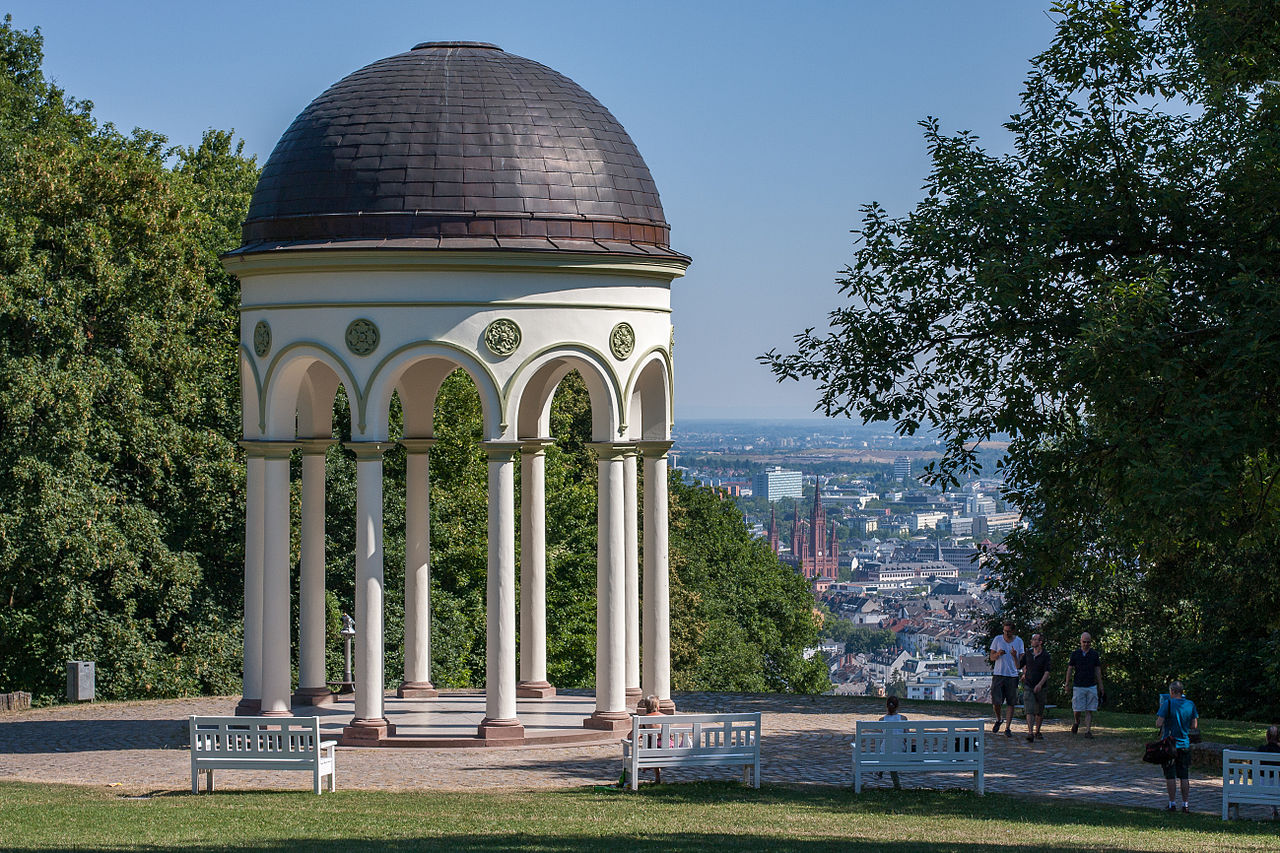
{"left": 639, "top": 441, "right": 675, "bottom": 712}
{"left": 399, "top": 438, "right": 438, "bottom": 698}
{"left": 518, "top": 439, "right": 556, "bottom": 698}
{"left": 479, "top": 442, "right": 524, "bottom": 740}
{"left": 295, "top": 439, "right": 335, "bottom": 705}
{"left": 584, "top": 442, "right": 631, "bottom": 731}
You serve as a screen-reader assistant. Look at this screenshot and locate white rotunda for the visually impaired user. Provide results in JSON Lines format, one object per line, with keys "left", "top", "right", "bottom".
{"left": 222, "top": 41, "right": 688, "bottom": 745}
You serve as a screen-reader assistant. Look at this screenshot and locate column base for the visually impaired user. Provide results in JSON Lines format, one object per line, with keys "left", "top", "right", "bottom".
{"left": 477, "top": 717, "right": 526, "bottom": 741}
{"left": 234, "top": 697, "right": 261, "bottom": 716}
{"left": 341, "top": 718, "right": 396, "bottom": 746}
{"left": 326, "top": 681, "right": 356, "bottom": 695}
{"left": 583, "top": 710, "right": 633, "bottom": 732}
{"left": 625, "top": 686, "right": 643, "bottom": 707}
{"left": 292, "top": 686, "right": 335, "bottom": 706}
{"left": 397, "top": 681, "right": 439, "bottom": 699}
{"left": 658, "top": 698, "right": 677, "bottom": 714}
{"left": 258, "top": 707, "right": 293, "bottom": 718}
{"left": 516, "top": 680, "right": 557, "bottom": 699}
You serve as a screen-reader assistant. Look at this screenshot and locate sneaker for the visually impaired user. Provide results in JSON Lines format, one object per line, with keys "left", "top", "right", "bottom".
{"left": 1181, "top": 805, "right": 1190, "bottom": 814}
{"left": 1165, "top": 804, "right": 1176, "bottom": 813}
{"left": 1035, "top": 731, "right": 1044, "bottom": 740}
{"left": 1026, "top": 734, "right": 1035, "bottom": 742}
{"left": 1004, "top": 729, "right": 1012, "bottom": 738}
{"left": 992, "top": 720, "right": 1002, "bottom": 733}
{"left": 1084, "top": 730, "right": 1093, "bottom": 739}
{"left": 1071, "top": 722, "right": 1079, "bottom": 735}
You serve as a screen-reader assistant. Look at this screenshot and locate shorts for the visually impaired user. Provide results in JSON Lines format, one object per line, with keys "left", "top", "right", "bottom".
{"left": 992, "top": 674, "right": 1020, "bottom": 706}
{"left": 1163, "top": 748, "right": 1192, "bottom": 780}
{"left": 1072, "top": 685, "right": 1099, "bottom": 712}
{"left": 1024, "top": 687, "right": 1046, "bottom": 716}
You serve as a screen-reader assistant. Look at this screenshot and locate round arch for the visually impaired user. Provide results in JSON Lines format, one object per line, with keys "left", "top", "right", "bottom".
{"left": 509, "top": 346, "right": 623, "bottom": 441}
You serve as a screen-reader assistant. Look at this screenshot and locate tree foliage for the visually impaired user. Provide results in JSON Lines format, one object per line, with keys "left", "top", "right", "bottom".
{"left": 763, "top": 1, "right": 1280, "bottom": 716}
{"left": 0, "top": 17, "right": 256, "bottom": 698}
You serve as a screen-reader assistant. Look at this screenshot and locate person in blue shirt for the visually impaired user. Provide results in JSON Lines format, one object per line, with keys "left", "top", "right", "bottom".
{"left": 1155, "top": 680, "right": 1199, "bottom": 813}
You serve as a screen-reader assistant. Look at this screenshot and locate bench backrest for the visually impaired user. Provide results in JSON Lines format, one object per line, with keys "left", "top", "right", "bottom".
{"left": 855, "top": 719, "right": 984, "bottom": 758}
{"left": 1223, "top": 749, "right": 1280, "bottom": 788}
{"left": 629, "top": 712, "right": 760, "bottom": 754}
{"left": 189, "top": 715, "right": 324, "bottom": 758}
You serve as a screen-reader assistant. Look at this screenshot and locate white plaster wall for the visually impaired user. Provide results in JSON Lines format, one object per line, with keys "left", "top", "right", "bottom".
{"left": 231, "top": 251, "right": 685, "bottom": 442}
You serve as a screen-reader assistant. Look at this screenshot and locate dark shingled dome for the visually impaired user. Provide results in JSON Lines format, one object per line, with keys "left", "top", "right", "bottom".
{"left": 236, "top": 42, "right": 684, "bottom": 259}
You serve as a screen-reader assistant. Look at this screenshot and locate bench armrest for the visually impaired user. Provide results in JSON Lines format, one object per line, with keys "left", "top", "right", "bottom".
{"left": 319, "top": 740, "right": 338, "bottom": 749}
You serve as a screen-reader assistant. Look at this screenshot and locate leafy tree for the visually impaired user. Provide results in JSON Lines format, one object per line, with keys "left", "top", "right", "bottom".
{"left": 762, "top": 1, "right": 1280, "bottom": 716}
{"left": 0, "top": 17, "right": 255, "bottom": 699}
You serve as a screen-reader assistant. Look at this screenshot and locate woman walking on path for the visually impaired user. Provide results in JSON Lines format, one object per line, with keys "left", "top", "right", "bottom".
{"left": 1155, "top": 681, "right": 1199, "bottom": 813}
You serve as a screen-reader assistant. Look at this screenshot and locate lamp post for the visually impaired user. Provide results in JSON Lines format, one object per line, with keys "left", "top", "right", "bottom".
{"left": 337, "top": 612, "right": 356, "bottom": 695}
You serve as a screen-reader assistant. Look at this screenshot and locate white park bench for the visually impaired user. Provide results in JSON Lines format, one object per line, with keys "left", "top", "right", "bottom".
{"left": 620, "top": 712, "right": 761, "bottom": 791}
{"left": 1222, "top": 749, "right": 1280, "bottom": 820}
{"left": 852, "top": 719, "right": 984, "bottom": 794}
{"left": 188, "top": 715, "right": 336, "bottom": 794}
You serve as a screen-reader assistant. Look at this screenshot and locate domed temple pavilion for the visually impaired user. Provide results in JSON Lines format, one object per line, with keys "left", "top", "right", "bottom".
{"left": 222, "top": 41, "right": 689, "bottom": 745}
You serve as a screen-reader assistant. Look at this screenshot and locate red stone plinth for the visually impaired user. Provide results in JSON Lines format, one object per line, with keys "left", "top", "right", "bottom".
{"left": 397, "top": 681, "right": 439, "bottom": 699}
{"left": 516, "top": 681, "right": 557, "bottom": 699}
{"left": 477, "top": 717, "right": 525, "bottom": 741}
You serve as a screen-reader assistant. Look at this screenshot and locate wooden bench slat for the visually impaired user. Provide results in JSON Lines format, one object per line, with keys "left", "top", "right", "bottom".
{"left": 189, "top": 715, "right": 336, "bottom": 795}
{"left": 852, "top": 720, "right": 984, "bottom": 795}
{"left": 622, "top": 712, "right": 761, "bottom": 791}
{"left": 1222, "top": 749, "right": 1280, "bottom": 820}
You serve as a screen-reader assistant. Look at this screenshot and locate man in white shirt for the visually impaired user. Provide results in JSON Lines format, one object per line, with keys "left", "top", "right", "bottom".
{"left": 989, "top": 619, "right": 1025, "bottom": 737}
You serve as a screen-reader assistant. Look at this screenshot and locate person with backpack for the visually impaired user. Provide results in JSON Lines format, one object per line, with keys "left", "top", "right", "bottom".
{"left": 1155, "top": 681, "right": 1199, "bottom": 813}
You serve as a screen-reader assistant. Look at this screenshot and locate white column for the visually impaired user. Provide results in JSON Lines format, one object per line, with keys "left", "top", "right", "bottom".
{"left": 237, "top": 444, "right": 265, "bottom": 715}
{"left": 640, "top": 441, "right": 674, "bottom": 712}
{"left": 260, "top": 443, "right": 295, "bottom": 717}
{"left": 295, "top": 439, "right": 333, "bottom": 704}
{"left": 479, "top": 442, "right": 524, "bottom": 740}
{"left": 399, "top": 438, "right": 437, "bottom": 698}
{"left": 585, "top": 442, "right": 630, "bottom": 730}
{"left": 518, "top": 439, "right": 555, "bottom": 698}
{"left": 623, "top": 448, "right": 641, "bottom": 705}
{"left": 343, "top": 441, "right": 395, "bottom": 743}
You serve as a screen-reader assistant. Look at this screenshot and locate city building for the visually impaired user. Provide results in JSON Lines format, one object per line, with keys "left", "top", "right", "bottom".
{"left": 771, "top": 490, "right": 840, "bottom": 580}
{"left": 753, "top": 466, "right": 803, "bottom": 502}
{"left": 974, "top": 511, "right": 1023, "bottom": 537}
{"left": 893, "top": 455, "right": 911, "bottom": 482}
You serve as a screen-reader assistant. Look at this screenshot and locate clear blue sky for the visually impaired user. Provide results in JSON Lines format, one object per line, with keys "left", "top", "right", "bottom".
{"left": 11, "top": 1, "right": 1057, "bottom": 420}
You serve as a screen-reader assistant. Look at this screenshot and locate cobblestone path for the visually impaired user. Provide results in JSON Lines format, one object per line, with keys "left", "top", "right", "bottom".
{"left": 1, "top": 691, "right": 1273, "bottom": 820}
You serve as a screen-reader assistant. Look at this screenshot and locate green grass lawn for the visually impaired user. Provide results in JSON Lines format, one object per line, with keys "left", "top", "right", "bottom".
{"left": 2, "top": 780, "right": 1276, "bottom": 852}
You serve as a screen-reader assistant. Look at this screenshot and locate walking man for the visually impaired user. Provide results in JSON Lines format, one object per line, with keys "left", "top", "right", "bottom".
{"left": 1021, "top": 632, "right": 1051, "bottom": 741}
{"left": 1155, "top": 681, "right": 1199, "bottom": 812}
{"left": 1065, "top": 632, "right": 1104, "bottom": 737}
{"left": 989, "top": 619, "right": 1024, "bottom": 737}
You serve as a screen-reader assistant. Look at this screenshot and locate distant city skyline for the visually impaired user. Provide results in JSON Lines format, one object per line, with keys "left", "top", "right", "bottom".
{"left": 9, "top": 1, "right": 1058, "bottom": 420}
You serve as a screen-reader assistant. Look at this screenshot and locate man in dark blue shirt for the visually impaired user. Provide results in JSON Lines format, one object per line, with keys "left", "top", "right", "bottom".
{"left": 1064, "top": 632, "right": 1104, "bottom": 738}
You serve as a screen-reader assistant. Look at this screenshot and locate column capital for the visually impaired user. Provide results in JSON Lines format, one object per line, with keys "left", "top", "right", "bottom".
{"left": 483, "top": 440, "right": 523, "bottom": 461}
{"left": 344, "top": 441, "right": 397, "bottom": 460}
{"left": 240, "top": 440, "right": 297, "bottom": 459}
{"left": 587, "top": 441, "right": 635, "bottom": 461}
{"left": 520, "top": 438, "right": 556, "bottom": 455}
{"left": 636, "top": 440, "right": 675, "bottom": 459}
{"left": 398, "top": 438, "right": 438, "bottom": 454}
{"left": 296, "top": 438, "right": 336, "bottom": 456}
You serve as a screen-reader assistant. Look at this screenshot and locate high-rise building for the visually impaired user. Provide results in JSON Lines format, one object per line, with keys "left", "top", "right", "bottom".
{"left": 893, "top": 455, "right": 911, "bottom": 482}
{"left": 753, "top": 466, "right": 803, "bottom": 502}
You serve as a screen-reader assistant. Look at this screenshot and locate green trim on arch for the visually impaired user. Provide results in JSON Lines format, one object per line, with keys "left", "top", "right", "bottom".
{"left": 365, "top": 340, "right": 507, "bottom": 434}
{"left": 505, "top": 343, "right": 626, "bottom": 438}
{"left": 260, "top": 341, "right": 365, "bottom": 433}
{"left": 623, "top": 346, "right": 675, "bottom": 435}
{"left": 240, "top": 343, "right": 264, "bottom": 428}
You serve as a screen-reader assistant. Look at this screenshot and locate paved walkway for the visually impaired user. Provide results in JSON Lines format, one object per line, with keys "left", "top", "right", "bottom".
{"left": 0, "top": 691, "right": 1272, "bottom": 819}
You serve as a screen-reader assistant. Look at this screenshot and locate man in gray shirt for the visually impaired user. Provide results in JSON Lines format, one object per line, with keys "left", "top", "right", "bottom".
{"left": 989, "top": 619, "right": 1024, "bottom": 737}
